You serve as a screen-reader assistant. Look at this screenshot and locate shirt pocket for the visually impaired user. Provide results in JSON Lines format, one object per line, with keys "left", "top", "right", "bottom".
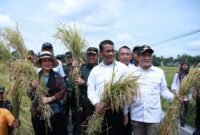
{"left": 150, "top": 78, "right": 161, "bottom": 94}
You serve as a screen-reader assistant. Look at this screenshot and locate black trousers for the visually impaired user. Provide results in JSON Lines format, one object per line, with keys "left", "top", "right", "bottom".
{"left": 64, "top": 90, "right": 77, "bottom": 124}
{"left": 180, "top": 101, "right": 189, "bottom": 127}
{"left": 32, "top": 113, "right": 67, "bottom": 135}
{"left": 75, "top": 96, "right": 95, "bottom": 135}
{"left": 122, "top": 112, "right": 133, "bottom": 135}
{"left": 101, "top": 110, "right": 124, "bottom": 135}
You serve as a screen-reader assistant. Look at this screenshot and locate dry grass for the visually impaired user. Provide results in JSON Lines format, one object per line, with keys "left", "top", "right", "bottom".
{"left": 55, "top": 23, "right": 87, "bottom": 109}
{"left": 0, "top": 26, "right": 53, "bottom": 134}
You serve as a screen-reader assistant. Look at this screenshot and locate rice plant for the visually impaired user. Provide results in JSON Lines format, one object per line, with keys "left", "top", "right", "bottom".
{"left": 159, "top": 64, "right": 200, "bottom": 135}
{"left": 0, "top": 26, "right": 53, "bottom": 134}
{"left": 55, "top": 23, "right": 87, "bottom": 110}
{"left": 86, "top": 71, "right": 139, "bottom": 135}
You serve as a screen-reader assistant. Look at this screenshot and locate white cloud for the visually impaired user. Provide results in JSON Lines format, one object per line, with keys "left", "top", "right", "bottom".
{"left": 117, "top": 33, "right": 135, "bottom": 42}
{"left": 57, "top": 21, "right": 109, "bottom": 35}
{"left": 187, "top": 40, "right": 200, "bottom": 50}
{"left": 47, "top": 0, "right": 94, "bottom": 16}
{"left": 82, "top": 0, "right": 122, "bottom": 26}
{"left": 0, "top": 14, "right": 15, "bottom": 26}
{"left": 114, "top": 33, "right": 136, "bottom": 49}
{"left": 47, "top": 0, "right": 122, "bottom": 26}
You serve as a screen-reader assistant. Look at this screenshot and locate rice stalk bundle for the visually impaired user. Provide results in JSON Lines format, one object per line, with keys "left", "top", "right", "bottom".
{"left": 0, "top": 26, "right": 28, "bottom": 59}
{"left": 85, "top": 112, "right": 105, "bottom": 135}
{"left": 0, "top": 26, "right": 53, "bottom": 134}
{"left": 86, "top": 73, "right": 139, "bottom": 135}
{"left": 8, "top": 60, "right": 32, "bottom": 135}
{"left": 55, "top": 24, "right": 86, "bottom": 76}
{"left": 10, "top": 59, "right": 53, "bottom": 129}
{"left": 55, "top": 23, "right": 87, "bottom": 109}
{"left": 0, "top": 41, "right": 12, "bottom": 62}
{"left": 36, "top": 75, "right": 54, "bottom": 129}
{"left": 55, "top": 23, "right": 87, "bottom": 62}
{"left": 160, "top": 64, "right": 200, "bottom": 135}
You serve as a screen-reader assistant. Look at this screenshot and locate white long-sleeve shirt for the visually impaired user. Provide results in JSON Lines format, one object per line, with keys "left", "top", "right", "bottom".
{"left": 171, "top": 73, "right": 180, "bottom": 93}
{"left": 171, "top": 72, "right": 191, "bottom": 101}
{"left": 127, "top": 66, "right": 174, "bottom": 123}
{"left": 87, "top": 61, "right": 128, "bottom": 105}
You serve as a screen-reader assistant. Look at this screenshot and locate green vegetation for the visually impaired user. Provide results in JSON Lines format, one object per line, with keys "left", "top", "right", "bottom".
{"left": 161, "top": 66, "right": 178, "bottom": 87}
{"left": 153, "top": 54, "right": 200, "bottom": 66}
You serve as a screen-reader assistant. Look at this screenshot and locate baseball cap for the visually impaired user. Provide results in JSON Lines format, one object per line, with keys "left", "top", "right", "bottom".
{"left": 138, "top": 45, "right": 154, "bottom": 54}
{"left": 87, "top": 47, "right": 98, "bottom": 54}
{"left": 133, "top": 45, "right": 140, "bottom": 52}
{"left": 42, "top": 42, "right": 53, "bottom": 49}
{"left": 65, "top": 51, "right": 72, "bottom": 58}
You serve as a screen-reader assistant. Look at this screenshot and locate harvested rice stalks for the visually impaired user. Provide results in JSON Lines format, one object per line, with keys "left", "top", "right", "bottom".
{"left": 160, "top": 64, "right": 200, "bottom": 135}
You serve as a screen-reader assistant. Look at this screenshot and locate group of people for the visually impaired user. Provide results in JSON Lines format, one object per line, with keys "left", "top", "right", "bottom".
{"left": 0, "top": 39, "right": 199, "bottom": 135}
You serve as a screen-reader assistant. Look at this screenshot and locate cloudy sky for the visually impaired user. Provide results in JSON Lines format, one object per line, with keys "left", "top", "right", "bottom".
{"left": 0, "top": 0, "right": 200, "bottom": 57}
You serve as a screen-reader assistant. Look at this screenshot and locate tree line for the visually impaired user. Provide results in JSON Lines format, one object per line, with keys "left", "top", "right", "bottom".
{"left": 153, "top": 54, "right": 200, "bottom": 66}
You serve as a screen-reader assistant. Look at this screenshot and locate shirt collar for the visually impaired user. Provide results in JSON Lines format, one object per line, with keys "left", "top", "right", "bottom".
{"left": 99, "top": 60, "right": 117, "bottom": 67}
{"left": 138, "top": 64, "right": 155, "bottom": 71}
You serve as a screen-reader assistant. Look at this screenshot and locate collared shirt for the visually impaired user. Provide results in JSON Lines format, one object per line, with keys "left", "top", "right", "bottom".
{"left": 128, "top": 66, "right": 174, "bottom": 123}
{"left": 0, "top": 108, "right": 15, "bottom": 135}
{"left": 87, "top": 61, "right": 128, "bottom": 105}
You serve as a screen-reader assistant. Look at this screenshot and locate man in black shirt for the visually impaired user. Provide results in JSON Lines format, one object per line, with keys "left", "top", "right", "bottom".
{"left": 74, "top": 47, "right": 98, "bottom": 135}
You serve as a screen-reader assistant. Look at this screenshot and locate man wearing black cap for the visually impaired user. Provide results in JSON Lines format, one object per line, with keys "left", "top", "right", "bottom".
{"left": 73, "top": 47, "right": 98, "bottom": 135}
{"left": 131, "top": 45, "right": 140, "bottom": 66}
{"left": 40, "top": 42, "right": 65, "bottom": 77}
{"left": 0, "top": 86, "right": 13, "bottom": 112}
{"left": 124, "top": 45, "right": 175, "bottom": 135}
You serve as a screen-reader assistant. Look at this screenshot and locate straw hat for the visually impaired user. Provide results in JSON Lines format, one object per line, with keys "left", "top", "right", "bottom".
{"left": 34, "top": 51, "right": 59, "bottom": 68}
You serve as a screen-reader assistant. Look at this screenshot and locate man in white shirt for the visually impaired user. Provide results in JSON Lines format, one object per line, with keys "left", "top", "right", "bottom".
{"left": 118, "top": 45, "right": 132, "bottom": 67}
{"left": 87, "top": 40, "right": 128, "bottom": 135}
{"left": 118, "top": 45, "right": 136, "bottom": 135}
{"left": 38, "top": 42, "right": 65, "bottom": 77}
{"left": 125, "top": 45, "right": 175, "bottom": 135}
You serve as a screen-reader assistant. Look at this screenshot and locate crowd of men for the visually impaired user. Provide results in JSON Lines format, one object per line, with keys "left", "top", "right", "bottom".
{"left": 0, "top": 39, "right": 199, "bottom": 135}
